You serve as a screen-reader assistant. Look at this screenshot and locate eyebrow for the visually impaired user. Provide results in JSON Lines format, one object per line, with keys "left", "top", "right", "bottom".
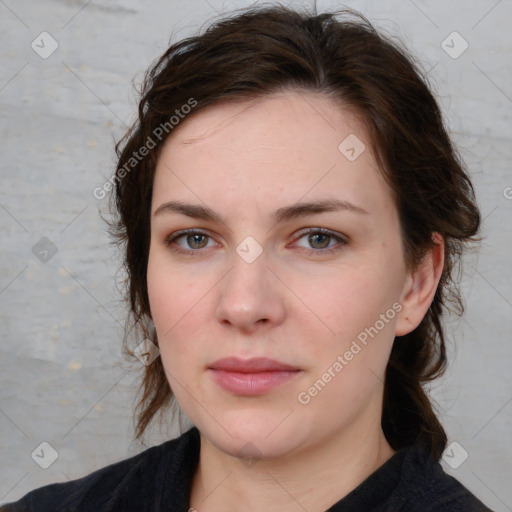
{"left": 154, "top": 199, "right": 368, "bottom": 223}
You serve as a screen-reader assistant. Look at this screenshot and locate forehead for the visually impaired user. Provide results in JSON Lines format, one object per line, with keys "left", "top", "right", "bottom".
{"left": 170, "top": 90, "right": 368, "bottom": 154}
{"left": 152, "top": 90, "right": 390, "bottom": 218}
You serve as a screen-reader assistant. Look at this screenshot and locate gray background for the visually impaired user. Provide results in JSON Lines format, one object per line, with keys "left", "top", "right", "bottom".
{"left": 1, "top": 0, "right": 511, "bottom": 509}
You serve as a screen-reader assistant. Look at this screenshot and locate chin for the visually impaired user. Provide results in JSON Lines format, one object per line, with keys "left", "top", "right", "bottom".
{"left": 196, "top": 410, "right": 307, "bottom": 460}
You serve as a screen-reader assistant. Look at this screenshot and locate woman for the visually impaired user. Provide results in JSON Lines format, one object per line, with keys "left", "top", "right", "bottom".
{"left": 2, "top": 4, "right": 493, "bottom": 511}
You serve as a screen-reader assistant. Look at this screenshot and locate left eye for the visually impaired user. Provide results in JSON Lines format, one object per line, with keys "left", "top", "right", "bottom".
{"left": 293, "top": 228, "right": 347, "bottom": 252}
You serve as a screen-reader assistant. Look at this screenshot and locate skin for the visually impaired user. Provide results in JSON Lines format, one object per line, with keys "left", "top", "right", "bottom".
{"left": 147, "top": 90, "right": 444, "bottom": 512}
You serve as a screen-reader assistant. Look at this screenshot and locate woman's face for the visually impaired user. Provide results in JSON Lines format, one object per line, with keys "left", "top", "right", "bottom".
{"left": 147, "top": 90, "right": 411, "bottom": 459}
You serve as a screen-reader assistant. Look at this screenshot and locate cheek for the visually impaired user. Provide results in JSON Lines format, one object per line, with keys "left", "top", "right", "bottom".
{"left": 147, "top": 248, "right": 203, "bottom": 330}
{"left": 304, "top": 263, "right": 400, "bottom": 340}
{"left": 295, "top": 260, "right": 400, "bottom": 394}
{"left": 146, "top": 250, "right": 217, "bottom": 372}
{"left": 301, "top": 274, "right": 398, "bottom": 414}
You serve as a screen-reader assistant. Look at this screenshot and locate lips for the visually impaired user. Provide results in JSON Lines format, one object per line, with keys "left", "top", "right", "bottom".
{"left": 208, "top": 357, "right": 302, "bottom": 395}
{"left": 208, "top": 357, "right": 300, "bottom": 373}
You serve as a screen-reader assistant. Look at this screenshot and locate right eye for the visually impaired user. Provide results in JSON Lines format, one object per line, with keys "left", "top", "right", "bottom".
{"left": 163, "top": 229, "right": 218, "bottom": 255}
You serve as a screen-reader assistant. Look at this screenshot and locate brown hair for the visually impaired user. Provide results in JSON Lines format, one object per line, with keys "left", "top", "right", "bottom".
{"left": 108, "top": 4, "right": 480, "bottom": 459}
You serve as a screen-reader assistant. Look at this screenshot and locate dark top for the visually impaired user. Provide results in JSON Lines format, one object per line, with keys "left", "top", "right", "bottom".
{"left": 1, "top": 426, "right": 493, "bottom": 512}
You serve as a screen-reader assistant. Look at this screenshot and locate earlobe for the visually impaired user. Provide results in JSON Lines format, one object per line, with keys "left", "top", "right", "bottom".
{"left": 395, "top": 233, "right": 444, "bottom": 337}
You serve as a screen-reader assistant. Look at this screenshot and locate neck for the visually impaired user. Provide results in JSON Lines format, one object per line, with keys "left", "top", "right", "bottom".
{"left": 189, "top": 416, "right": 396, "bottom": 512}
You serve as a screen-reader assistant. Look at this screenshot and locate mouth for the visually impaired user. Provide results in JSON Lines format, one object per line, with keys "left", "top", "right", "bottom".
{"left": 207, "top": 357, "right": 302, "bottom": 396}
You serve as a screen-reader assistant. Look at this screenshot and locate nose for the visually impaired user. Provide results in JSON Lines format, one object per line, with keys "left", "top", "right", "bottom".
{"left": 214, "top": 249, "right": 286, "bottom": 334}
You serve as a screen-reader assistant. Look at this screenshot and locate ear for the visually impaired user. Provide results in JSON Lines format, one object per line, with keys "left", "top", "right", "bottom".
{"left": 395, "top": 233, "right": 444, "bottom": 337}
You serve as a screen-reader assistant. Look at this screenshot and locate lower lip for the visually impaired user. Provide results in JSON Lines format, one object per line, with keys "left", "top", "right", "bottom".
{"left": 208, "top": 369, "right": 301, "bottom": 395}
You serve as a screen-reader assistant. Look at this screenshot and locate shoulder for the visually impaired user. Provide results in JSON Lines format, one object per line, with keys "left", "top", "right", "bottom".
{"left": 393, "top": 443, "right": 493, "bottom": 512}
{"left": 0, "top": 427, "right": 199, "bottom": 512}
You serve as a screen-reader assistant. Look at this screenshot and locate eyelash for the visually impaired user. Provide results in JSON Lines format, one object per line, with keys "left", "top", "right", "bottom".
{"left": 163, "top": 227, "right": 348, "bottom": 257}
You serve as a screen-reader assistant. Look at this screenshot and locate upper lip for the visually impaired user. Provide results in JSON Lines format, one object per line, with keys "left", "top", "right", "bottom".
{"left": 208, "top": 357, "right": 300, "bottom": 373}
